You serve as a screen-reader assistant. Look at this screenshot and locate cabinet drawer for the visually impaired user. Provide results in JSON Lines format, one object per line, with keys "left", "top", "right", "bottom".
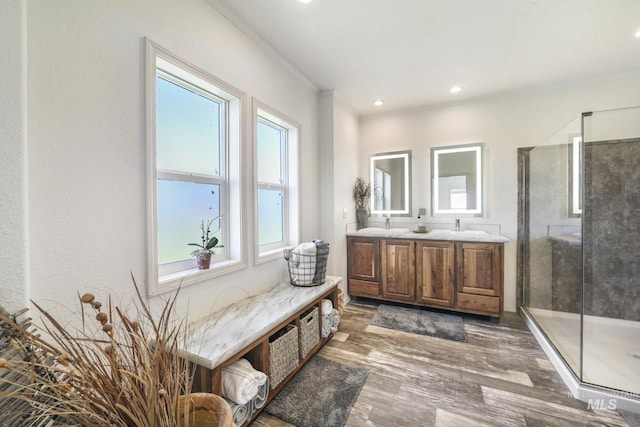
{"left": 349, "top": 279, "right": 380, "bottom": 297}
{"left": 456, "top": 292, "right": 500, "bottom": 314}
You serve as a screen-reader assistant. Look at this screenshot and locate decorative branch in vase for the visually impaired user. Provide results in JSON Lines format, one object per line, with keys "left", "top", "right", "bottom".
{"left": 352, "top": 177, "right": 371, "bottom": 230}
{"left": 188, "top": 216, "right": 224, "bottom": 270}
{"left": 0, "top": 275, "right": 235, "bottom": 426}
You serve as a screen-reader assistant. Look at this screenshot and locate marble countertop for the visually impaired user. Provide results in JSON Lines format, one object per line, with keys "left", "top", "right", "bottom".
{"left": 346, "top": 227, "right": 509, "bottom": 243}
{"left": 181, "top": 276, "right": 341, "bottom": 370}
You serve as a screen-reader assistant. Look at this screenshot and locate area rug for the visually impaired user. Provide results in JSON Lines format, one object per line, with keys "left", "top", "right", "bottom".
{"left": 264, "top": 355, "right": 368, "bottom": 427}
{"left": 370, "top": 304, "right": 467, "bottom": 342}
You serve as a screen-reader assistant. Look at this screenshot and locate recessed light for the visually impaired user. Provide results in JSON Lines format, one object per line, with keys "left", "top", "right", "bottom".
{"left": 635, "top": 30, "right": 640, "bottom": 38}
{"left": 299, "top": 0, "right": 312, "bottom": 3}
{"left": 450, "top": 86, "right": 461, "bottom": 94}
{"left": 373, "top": 100, "right": 384, "bottom": 106}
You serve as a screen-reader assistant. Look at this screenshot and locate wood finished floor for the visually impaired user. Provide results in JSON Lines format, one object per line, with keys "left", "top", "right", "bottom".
{"left": 253, "top": 299, "right": 640, "bottom": 427}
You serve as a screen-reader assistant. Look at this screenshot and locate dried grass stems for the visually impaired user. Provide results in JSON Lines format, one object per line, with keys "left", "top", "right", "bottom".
{"left": 0, "top": 274, "right": 196, "bottom": 426}
{"left": 353, "top": 177, "right": 371, "bottom": 210}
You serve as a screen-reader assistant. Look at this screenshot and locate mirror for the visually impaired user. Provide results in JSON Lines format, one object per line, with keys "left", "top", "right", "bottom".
{"left": 370, "top": 151, "right": 411, "bottom": 216}
{"left": 431, "top": 143, "right": 483, "bottom": 216}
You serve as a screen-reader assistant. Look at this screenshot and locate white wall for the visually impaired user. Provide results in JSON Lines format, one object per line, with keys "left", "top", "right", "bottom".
{"left": 11, "top": 0, "right": 320, "bottom": 321}
{"left": 0, "top": 0, "right": 28, "bottom": 313}
{"left": 319, "top": 92, "right": 360, "bottom": 297}
{"left": 358, "top": 71, "right": 640, "bottom": 312}
{"left": 4, "top": 0, "right": 639, "bottom": 322}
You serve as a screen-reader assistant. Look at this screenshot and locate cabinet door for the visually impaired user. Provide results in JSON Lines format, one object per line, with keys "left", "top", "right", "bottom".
{"left": 416, "top": 241, "right": 455, "bottom": 307}
{"left": 457, "top": 243, "right": 501, "bottom": 296}
{"left": 381, "top": 239, "right": 415, "bottom": 301}
{"left": 347, "top": 237, "right": 380, "bottom": 297}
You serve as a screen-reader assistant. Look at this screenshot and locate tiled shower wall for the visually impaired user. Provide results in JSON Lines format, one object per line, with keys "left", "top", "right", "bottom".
{"left": 584, "top": 138, "right": 640, "bottom": 321}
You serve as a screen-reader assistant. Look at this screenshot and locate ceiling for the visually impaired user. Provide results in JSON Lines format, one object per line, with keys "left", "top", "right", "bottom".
{"left": 208, "top": 0, "right": 640, "bottom": 116}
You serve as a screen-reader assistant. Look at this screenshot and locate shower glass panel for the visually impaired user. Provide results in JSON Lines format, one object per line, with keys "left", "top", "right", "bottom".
{"left": 522, "top": 117, "right": 582, "bottom": 376}
{"left": 521, "top": 106, "right": 640, "bottom": 400}
{"left": 582, "top": 107, "right": 640, "bottom": 394}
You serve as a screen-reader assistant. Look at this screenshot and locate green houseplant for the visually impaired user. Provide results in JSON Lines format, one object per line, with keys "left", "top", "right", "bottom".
{"left": 188, "top": 217, "right": 224, "bottom": 270}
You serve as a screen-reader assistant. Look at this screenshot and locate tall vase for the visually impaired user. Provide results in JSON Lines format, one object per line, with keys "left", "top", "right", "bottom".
{"left": 356, "top": 208, "right": 369, "bottom": 230}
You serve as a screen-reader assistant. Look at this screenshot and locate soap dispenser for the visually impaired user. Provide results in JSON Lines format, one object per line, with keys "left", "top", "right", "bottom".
{"left": 415, "top": 212, "right": 427, "bottom": 233}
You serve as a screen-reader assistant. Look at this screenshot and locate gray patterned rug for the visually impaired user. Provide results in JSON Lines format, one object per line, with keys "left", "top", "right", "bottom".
{"left": 370, "top": 304, "right": 467, "bottom": 342}
{"left": 264, "top": 355, "right": 368, "bottom": 427}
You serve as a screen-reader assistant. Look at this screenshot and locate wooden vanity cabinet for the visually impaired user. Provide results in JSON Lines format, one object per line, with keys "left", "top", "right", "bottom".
{"left": 347, "top": 236, "right": 504, "bottom": 318}
{"left": 381, "top": 239, "right": 415, "bottom": 302}
{"left": 347, "top": 237, "right": 380, "bottom": 297}
{"left": 456, "top": 242, "right": 503, "bottom": 315}
{"left": 416, "top": 241, "right": 455, "bottom": 308}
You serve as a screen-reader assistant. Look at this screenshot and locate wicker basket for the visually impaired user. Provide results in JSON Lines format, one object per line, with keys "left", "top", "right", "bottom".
{"left": 299, "top": 307, "right": 320, "bottom": 359}
{"left": 283, "top": 242, "right": 329, "bottom": 287}
{"left": 268, "top": 324, "right": 299, "bottom": 389}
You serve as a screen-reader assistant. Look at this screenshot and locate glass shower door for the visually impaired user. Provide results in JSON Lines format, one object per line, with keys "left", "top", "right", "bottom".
{"left": 581, "top": 107, "right": 640, "bottom": 395}
{"left": 522, "top": 117, "right": 583, "bottom": 376}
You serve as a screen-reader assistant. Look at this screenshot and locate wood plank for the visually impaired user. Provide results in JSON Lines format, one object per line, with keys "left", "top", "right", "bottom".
{"left": 255, "top": 301, "right": 633, "bottom": 427}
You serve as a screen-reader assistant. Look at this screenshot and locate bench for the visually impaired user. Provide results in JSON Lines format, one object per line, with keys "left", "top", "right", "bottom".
{"left": 182, "top": 276, "right": 342, "bottom": 426}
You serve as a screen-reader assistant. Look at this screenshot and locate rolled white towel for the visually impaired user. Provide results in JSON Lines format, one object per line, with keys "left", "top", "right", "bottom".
{"left": 321, "top": 313, "right": 331, "bottom": 337}
{"left": 252, "top": 377, "right": 269, "bottom": 410}
{"left": 321, "top": 299, "right": 333, "bottom": 314}
{"left": 290, "top": 242, "right": 317, "bottom": 285}
{"left": 222, "top": 358, "right": 268, "bottom": 405}
{"left": 330, "top": 308, "right": 340, "bottom": 332}
{"left": 224, "top": 398, "right": 250, "bottom": 426}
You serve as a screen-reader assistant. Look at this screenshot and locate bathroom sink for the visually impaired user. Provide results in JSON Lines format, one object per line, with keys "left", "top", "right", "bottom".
{"left": 428, "top": 229, "right": 488, "bottom": 235}
{"left": 358, "top": 227, "right": 411, "bottom": 234}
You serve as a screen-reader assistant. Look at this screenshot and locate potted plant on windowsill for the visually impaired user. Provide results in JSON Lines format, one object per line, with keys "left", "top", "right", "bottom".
{"left": 189, "top": 217, "right": 224, "bottom": 270}
{"left": 353, "top": 177, "right": 371, "bottom": 230}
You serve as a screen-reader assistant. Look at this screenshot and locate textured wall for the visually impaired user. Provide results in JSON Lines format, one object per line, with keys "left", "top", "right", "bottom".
{"left": 0, "top": 0, "right": 28, "bottom": 313}
{"left": 526, "top": 144, "right": 579, "bottom": 310}
{"left": 584, "top": 138, "right": 640, "bottom": 321}
{"left": 21, "top": 0, "right": 320, "bottom": 322}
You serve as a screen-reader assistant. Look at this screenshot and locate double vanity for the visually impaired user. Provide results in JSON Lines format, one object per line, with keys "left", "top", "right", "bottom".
{"left": 347, "top": 227, "right": 508, "bottom": 319}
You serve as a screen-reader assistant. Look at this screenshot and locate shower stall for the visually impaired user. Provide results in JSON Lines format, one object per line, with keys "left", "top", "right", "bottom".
{"left": 518, "top": 106, "right": 640, "bottom": 413}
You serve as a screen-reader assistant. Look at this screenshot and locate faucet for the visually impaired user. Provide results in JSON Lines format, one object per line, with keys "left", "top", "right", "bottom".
{"left": 385, "top": 216, "right": 390, "bottom": 229}
{"left": 455, "top": 219, "right": 461, "bottom": 231}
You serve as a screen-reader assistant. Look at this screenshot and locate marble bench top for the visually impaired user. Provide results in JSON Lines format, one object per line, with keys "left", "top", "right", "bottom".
{"left": 346, "top": 228, "right": 509, "bottom": 243}
{"left": 181, "top": 276, "right": 341, "bottom": 370}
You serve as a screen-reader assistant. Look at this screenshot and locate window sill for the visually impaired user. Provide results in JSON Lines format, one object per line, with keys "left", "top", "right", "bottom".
{"left": 152, "top": 259, "right": 246, "bottom": 296}
{"left": 255, "top": 245, "right": 293, "bottom": 266}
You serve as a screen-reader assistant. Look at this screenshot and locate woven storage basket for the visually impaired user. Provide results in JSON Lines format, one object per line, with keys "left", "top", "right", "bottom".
{"left": 268, "top": 324, "right": 299, "bottom": 389}
{"left": 299, "top": 307, "right": 320, "bottom": 359}
{"left": 283, "top": 243, "right": 329, "bottom": 286}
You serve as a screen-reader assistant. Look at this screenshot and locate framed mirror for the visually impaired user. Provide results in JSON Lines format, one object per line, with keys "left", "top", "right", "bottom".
{"left": 431, "top": 143, "right": 483, "bottom": 216}
{"left": 370, "top": 150, "right": 411, "bottom": 216}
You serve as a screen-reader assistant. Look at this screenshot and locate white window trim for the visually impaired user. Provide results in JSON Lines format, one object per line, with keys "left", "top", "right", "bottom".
{"left": 145, "top": 38, "right": 247, "bottom": 296}
{"left": 252, "top": 99, "right": 300, "bottom": 265}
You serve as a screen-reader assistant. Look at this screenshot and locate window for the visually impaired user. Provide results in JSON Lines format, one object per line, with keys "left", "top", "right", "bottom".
{"left": 146, "top": 39, "right": 245, "bottom": 295}
{"left": 373, "top": 168, "right": 392, "bottom": 211}
{"left": 254, "top": 101, "right": 299, "bottom": 263}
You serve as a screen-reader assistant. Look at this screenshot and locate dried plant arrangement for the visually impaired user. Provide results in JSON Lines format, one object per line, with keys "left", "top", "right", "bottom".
{"left": 352, "top": 177, "right": 371, "bottom": 210}
{"left": 0, "top": 274, "right": 199, "bottom": 427}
